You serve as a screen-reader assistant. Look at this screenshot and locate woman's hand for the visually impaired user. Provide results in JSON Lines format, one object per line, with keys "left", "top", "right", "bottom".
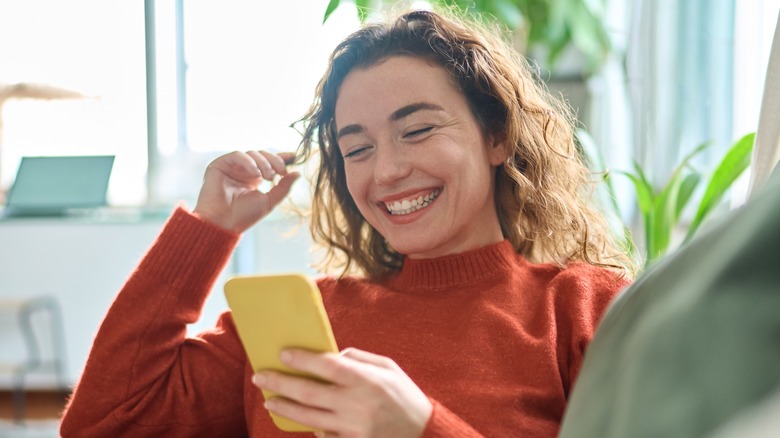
{"left": 253, "top": 348, "right": 433, "bottom": 438}
{"left": 193, "top": 150, "right": 299, "bottom": 233}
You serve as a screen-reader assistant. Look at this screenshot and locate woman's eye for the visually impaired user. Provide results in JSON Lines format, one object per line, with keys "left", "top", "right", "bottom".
{"left": 404, "top": 126, "right": 433, "bottom": 138}
{"left": 343, "top": 146, "right": 370, "bottom": 159}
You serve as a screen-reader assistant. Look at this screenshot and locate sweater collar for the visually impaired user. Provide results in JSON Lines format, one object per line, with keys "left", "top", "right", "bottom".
{"left": 386, "top": 239, "right": 517, "bottom": 292}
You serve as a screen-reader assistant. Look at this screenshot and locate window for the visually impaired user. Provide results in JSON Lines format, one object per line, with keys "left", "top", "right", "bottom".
{"left": 149, "top": 0, "right": 360, "bottom": 206}
{"left": 0, "top": 0, "right": 147, "bottom": 205}
{"left": 0, "top": 1, "right": 359, "bottom": 209}
{"left": 3, "top": 1, "right": 775, "bottom": 212}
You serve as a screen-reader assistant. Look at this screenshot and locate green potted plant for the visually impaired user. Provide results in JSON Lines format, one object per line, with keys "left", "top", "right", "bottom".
{"left": 322, "top": 0, "right": 612, "bottom": 76}
{"left": 578, "top": 130, "right": 756, "bottom": 268}
{"left": 322, "top": 0, "right": 615, "bottom": 149}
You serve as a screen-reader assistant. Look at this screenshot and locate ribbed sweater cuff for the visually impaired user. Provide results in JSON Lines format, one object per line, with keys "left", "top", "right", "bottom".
{"left": 137, "top": 206, "right": 240, "bottom": 295}
{"left": 421, "top": 398, "right": 485, "bottom": 438}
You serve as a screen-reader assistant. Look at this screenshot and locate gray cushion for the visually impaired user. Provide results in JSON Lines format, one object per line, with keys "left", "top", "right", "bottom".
{"left": 559, "top": 168, "right": 780, "bottom": 438}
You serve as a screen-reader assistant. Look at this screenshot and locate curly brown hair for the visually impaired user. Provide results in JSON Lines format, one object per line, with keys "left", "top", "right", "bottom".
{"left": 294, "top": 9, "right": 635, "bottom": 279}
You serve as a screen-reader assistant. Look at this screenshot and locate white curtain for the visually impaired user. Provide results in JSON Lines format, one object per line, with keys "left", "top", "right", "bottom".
{"left": 589, "top": 0, "right": 735, "bottom": 225}
{"left": 749, "top": 9, "right": 780, "bottom": 198}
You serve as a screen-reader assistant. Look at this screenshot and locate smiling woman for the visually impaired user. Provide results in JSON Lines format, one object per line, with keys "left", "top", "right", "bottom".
{"left": 299, "top": 10, "right": 636, "bottom": 278}
{"left": 60, "top": 8, "right": 635, "bottom": 438}
{"left": 334, "top": 56, "right": 506, "bottom": 260}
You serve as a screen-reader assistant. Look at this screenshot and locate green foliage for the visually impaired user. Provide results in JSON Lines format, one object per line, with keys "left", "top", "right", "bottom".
{"left": 579, "top": 131, "right": 755, "bottom": 268}
{"left": 685, "top": 133, "right": 755, "bottom": 241}
{"left": 321, "top": 0, "right": 611, "bottom": 74}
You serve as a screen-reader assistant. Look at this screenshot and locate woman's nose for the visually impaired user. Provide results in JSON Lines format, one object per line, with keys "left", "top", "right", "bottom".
{"left": 373, "top": 142, "right": 412, "bottom": 186}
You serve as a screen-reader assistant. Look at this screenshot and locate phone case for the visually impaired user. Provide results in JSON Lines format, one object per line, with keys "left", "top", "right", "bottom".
{"left": 223, "top": 273, "right": 339, "bottom": 432}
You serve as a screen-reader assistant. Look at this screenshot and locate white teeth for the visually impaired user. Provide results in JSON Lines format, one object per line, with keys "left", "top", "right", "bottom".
{"left": 385, "top": 190, "right": 440, "bottom": 215}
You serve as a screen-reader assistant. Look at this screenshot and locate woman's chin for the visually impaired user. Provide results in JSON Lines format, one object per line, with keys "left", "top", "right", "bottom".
{"left": 389, "top": 239, "right": 446, "bottom": 260}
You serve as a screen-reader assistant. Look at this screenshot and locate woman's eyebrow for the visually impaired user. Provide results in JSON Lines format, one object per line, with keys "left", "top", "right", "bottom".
{"left": 336, "top": 102, "right": 444, "bottom": 140}
{"left": 337, "top": 124, "right": 364, "bottom": 140}
{"left": 389, "top": 102, "right": 444, "bottom": 121}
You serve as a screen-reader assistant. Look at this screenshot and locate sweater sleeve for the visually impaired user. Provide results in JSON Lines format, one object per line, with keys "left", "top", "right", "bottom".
{"left": 551, "top": 264, "right": 630, "bottom": 396}
{"left": 421, "top": 398, "right": 486, "bottom": 438}
{"left": 60, "top": 207, "right": 249, "bottom": 438}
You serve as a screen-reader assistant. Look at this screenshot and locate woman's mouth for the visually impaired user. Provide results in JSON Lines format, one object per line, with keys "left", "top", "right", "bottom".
{"left": 384, "top": 189, "right": 441, "bottom": 215}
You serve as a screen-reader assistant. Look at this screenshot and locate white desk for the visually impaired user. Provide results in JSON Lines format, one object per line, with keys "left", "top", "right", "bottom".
{"left": 0, "top": 209, "right": 315, "bottom": 389}
{"left": 0, "top": 212, "right": 168, "bottom": 389}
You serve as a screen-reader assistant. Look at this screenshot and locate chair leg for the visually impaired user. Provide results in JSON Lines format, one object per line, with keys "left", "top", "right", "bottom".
{"left": 12, "top": 373, "right": 26, "bottom": 424}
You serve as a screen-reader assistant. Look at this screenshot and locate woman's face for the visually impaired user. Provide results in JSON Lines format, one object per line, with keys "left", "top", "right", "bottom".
{"left": 334, "top": 55, "right": 505, "bottom": 259}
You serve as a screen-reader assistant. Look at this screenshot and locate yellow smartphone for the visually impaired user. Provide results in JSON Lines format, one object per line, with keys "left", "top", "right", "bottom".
{"left": 223, "top": 273, "right": 339, "bottom": 432}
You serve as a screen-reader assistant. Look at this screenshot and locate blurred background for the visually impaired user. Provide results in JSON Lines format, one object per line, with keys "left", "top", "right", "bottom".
{"left": 0, "top": 0, "right": 777, "bottom": 432}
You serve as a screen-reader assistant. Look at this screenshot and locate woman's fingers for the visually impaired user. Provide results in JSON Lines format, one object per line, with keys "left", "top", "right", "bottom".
{"left": 283, "top": 350, "right": 355, "bottom": 386}
{"left": 278, "top": 151, "right": 297, "bottom": 165}
{"left": 253, "top": 370, "right": 337, "bottom": 411}
{"left": 254, "top": 349, "right": 432, "bottom": 438}
{"left": 339, "top": 348, "right": 398, "bottom": 370}
{"left": 263, "top": 395, "right": 338, "bottom": 433}
{"left": 263, "top": 171, "right": 300, "bottom": 209}
{"left": 242, "top": 150, "right": 295, "bottom": 180}
{"left": 245, "top": 150, "right": 280, "bottom": 180}
{"left": 275, "top": 349, "right": 384, "bottom": 388}
{"left": 194, "top": 149, "right": 299, "bottom": 233}
{"left": 244, "top": 150, "right": 272, "bottom": 180}
{"left": 259, "top": 150, "right": 291, "bottom": 176}
{"left": 208, "top": 149, "right": 295, "bottom": 185}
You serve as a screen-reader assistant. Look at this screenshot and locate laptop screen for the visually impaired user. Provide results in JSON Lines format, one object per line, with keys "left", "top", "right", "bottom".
{"left": 4, "top": 155, "right": 115, "bottom": 216}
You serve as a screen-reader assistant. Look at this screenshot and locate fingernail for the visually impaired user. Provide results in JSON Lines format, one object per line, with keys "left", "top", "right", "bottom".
{"left": 252, "top": 373, "right": 266, "bottom": 386}
{"left": 279, "top": 350, "right": 292, "bottom": 363}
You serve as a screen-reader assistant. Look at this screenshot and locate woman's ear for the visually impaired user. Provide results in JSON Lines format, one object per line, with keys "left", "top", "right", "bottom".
{"left": 487, "top": 133, "right": 508, "bottom": 166}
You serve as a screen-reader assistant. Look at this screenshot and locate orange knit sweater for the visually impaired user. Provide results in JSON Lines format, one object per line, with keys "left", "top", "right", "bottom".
{"left": 60, "top": 207, "right": 628, "bottom": 437}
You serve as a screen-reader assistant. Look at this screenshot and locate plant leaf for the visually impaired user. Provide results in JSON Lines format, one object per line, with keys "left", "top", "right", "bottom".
{"left": 643, "top": 142, "right": 710, "bottom": 262}
{"left": 616, "top": 168, "right": 655, "bottom": 261}
{"left": 669, "top": 140, "right": 711, "bottom": 179}
{"left": 674, "top": 172, "right": 701, "bottom": 221}
{"left": 617, "top": 169, "right": 654, "bottom": 217}
{"left": 650, "top": 172, "right": 679, "bottom": 261}
{"left": 322, "top": 0, "right": 342, "bottom": 24}
{"left": 631, "top": 161, "right": 653, "bottom": 195}
{"left": 355, "top": 0, "right": 371, "bottom": 22}
{"left": 686, "top": 132, "right": 755, "bottom": 241}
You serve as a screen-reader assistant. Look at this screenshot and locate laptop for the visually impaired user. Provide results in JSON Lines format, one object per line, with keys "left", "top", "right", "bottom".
{"left": 3, "top": 155, "right": 115, "bottom": 218}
